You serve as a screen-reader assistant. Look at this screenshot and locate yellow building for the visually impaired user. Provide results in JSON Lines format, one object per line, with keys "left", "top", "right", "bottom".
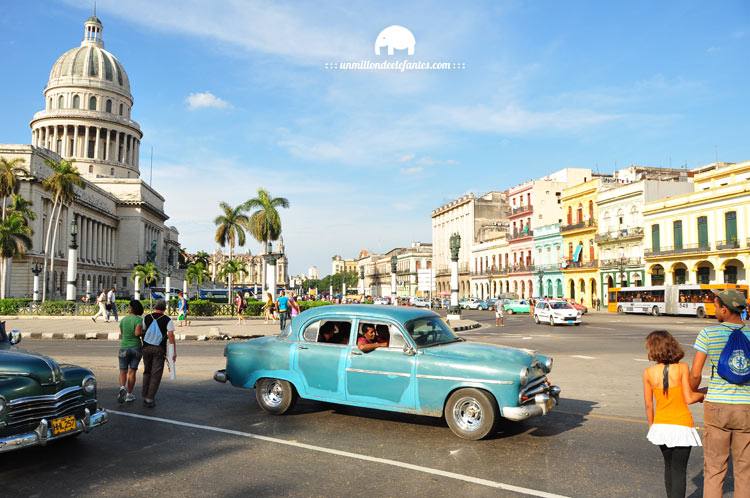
{"left": 560, "top": 178, "right": 611, "bottom": 307}
{"left": 643, "top": 161, "right": 750, "bottom": 285}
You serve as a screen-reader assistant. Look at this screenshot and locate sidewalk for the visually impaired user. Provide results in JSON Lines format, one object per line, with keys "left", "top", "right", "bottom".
{"left": 6, "top": 316, "right": 482, "bottom": 340}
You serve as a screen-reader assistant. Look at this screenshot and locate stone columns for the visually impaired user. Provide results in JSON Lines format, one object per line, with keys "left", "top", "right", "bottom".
{"left": 93, "top": 127, "right": 100, "bottom": 160}
{"left": 62, "top": 125, "right": 69, "bottom": 157}
{"left": 73, "top": 125, "right": 79, "bottom": 157}
{"left": 83, "top": 126, "right": 90, "bottom": 158}
{"left": 114, "top": 132, "right": 120, "bottom": 163}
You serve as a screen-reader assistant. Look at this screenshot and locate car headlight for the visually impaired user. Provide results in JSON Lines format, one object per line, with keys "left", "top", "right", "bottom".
{"left": 519, "top": 367, "right": 529, "bottom": 386}
{"left": 82, "top": 376, "right": 97, "bottom": 394}
{"left": 544, "top": 357, "right": 553, "bottom": 372}
{"left": 577, "top": 312, "right": 582, "bottom": 318}
{"left": 0, "top": 396, "right": 6, "bottom": 415}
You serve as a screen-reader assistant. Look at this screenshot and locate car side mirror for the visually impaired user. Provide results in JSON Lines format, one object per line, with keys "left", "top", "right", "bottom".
{"left": 9, "top": 329, "right": 22, "bottom": 345}
{"left": 403, "top": 345, "right": 416, "bottom": 356}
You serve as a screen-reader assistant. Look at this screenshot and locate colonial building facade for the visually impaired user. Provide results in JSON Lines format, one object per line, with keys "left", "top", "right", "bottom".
{"left": 2, "top": 16, "right": 183, "bottom": 298}
{"left": 533, "top": 224, "right": 564, "bottom": 299}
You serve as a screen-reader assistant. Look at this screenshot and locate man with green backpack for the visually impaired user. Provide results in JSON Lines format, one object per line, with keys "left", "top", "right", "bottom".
{"left": 689, "top": 289, "right": 750, "bottom": 498}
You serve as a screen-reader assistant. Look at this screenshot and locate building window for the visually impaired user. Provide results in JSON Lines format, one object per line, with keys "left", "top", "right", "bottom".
{"left": 697, "top": 216, "right": 708, "bottom": 249}
{"left": 725, "top": 211, "right": 737, "bottom": 243}
{"left": 588, "top": 200, "right": 594, "bottom": 220}
{"left": 89, "top": 165, "right": 93, "bottom": 173}
{"left": 119, "top": 103, "right": 123, "bottom": 115}
{"left": 110, "top": 167, "right": 115, "bottom": 176}
{"left": 568, "top": 242, "right": 573, "bottom": 260}
{"left": 651, "top": 224, "right": 660, "bottom": 253}
{"left": 567, "top": 206, "right": 572, "bottom": 225}
{"left": 673, "top": 220, "right": 683, "bottom": 250}
{"left": 106, "top": 99, "right": 112, "bottom": 113}
{"left": 724, "top": 265, "right": 738, "bottom": 284}
{"left": 674, "top": 268, "right": 687, "bottom": 285}
{"left": 89, "top": 96, "right": 97, "bottom": 110}
{"left": 589, "top": 239, "right": 595, "bottom": 261}
{"left": 576, "top": 204, "right": 583, "bottom": 223}
{"left": 48, "top": 97, "right": 52, "bottom": 110}
{"left": 73, "top": 95, "right": 80, "bottom": 109}
{"left": 697, "top": 266, "right": 710, "bottom": 284}
{"left": 58, "top": 95, "right": 64, "bottom": 109}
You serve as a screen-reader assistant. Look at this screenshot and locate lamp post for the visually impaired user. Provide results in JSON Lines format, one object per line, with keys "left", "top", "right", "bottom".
{"left": 165, "top": 265, "right": 172, "bottom": 304}
{"left": 264, "top": 241, "right": 279, "bottom": 299}
{"left": 31, "top": 261, "right": 42, "bottom": 302}
{"left": 447, "top": 233, "right": 461, "bottom": 320}
{"left": 66, "top": 219, "right": 78, "bottom": 301}
{"left": 133, "top": 262, "right": 141, "bottom": 301}
{"left": 359, "top": 267, "right": 365, "bottom": 297}
{"left": 538, "top": 266, "right": 545, "bottom": 299}
{"left": 390, "top": 256, "right": 398, "bottom": 306}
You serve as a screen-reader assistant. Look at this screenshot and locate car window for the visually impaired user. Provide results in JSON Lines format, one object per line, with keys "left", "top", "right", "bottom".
{"left": 302, "top": 321, "right": 319, "bottom": 341}
{"left": 387, "top": 325, "right": 406, "bottom": 349}
{"left": 404, "top": 317, "right": 459, "bottom": 348}
{"left": 358, "top": 322, "right": 391, "bottom": 347}
{"left": 304, "top": 320, "right": 351, "bottom": 345}
{"left": 551, "top": 302, "right": 572, "bottom": 309}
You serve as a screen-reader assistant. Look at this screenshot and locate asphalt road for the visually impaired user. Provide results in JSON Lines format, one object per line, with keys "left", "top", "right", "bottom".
{"left": 2, "top": 311, "right": 739, "bottom": 498}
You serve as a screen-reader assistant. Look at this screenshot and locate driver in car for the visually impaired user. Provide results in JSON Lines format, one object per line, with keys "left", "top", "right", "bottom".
{"left": 357, "top": 324, "right": 388, "bottom": 353}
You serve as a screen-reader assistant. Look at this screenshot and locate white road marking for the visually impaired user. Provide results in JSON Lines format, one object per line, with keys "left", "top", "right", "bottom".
{"left": 571, "top": 355, "right": 596, "bottom": 360}
{"left": 522, "top": 336, "right": 532, "bottom": 340}
{"left": 108, "top": 410, "right": 569, "bottom": 498}
{"left": 633, "top": 359, "right": 649, "bottom": 362}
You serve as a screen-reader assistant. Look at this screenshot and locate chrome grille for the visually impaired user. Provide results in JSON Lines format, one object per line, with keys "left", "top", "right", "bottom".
{"left": 519, "top": 376, "right": 549, "bottom": 405}
{"left": 7, "top": 386, "right": 87, "bottom": 426}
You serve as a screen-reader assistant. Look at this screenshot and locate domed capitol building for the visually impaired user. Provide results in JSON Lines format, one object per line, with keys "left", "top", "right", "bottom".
{"left": 0, "top": 16, "right": 183, "bottom": 298}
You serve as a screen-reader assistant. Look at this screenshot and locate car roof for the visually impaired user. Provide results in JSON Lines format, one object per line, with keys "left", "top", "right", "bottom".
{"left": 300, "top": 304, "right": 437, "bottom": 322}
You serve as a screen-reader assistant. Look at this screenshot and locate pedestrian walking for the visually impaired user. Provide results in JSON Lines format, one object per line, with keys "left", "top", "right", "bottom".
{"left": 495, "top": 300, "right": 504, "bottom": 327}
{"left": 117, "top": 299, "right": 144, "bottom": 404}
{"left": 176, "top": 291, "right": 189, "bottom": 327}
{"left": 643, "top": 330, "right": 704, "bottom": 498}
{"left": 529, "top": 298, "right": 536, "bottom": 320}
{"left": 289, "top": 292, "right": 301, "bottom": 319}
{"left": 106, "top": 287, "right": 119, "bottom": 322}
{"left": 689, "top": 290, "right": 750, "bottom": 498}
{"left": 91, "top": 289, "right": 107, "bottom": 322}
{"left": 263, "top": 292, "right": 276, "bottom": 323}
{"left": 140, "top": 300, "right": 176, "bottom": 408}
{"left": 234, "top": 291, "right": 246, "bottom": 324}
{"left": 276, "top": 290, "right": 290, "bottom": 331}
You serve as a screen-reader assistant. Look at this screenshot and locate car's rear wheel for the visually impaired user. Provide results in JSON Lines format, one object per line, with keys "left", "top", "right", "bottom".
{"left": 255, "top": 378, "right": 297, "bottom": 415}
{"left": 507, "top": 309, "right": 514, "bottom": 315}
{"left": 445, "top": 388, "right": 497, "bottom": 440}
{"left": 651, "top": 306, "right": 660, "bottom": 317}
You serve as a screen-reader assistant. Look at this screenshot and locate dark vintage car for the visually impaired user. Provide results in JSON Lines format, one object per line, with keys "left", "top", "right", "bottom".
{"left": 0, "top": 323, "right": 108, "bottom": 453}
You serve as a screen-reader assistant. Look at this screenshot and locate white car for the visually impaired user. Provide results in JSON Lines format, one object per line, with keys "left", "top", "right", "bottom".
{"left": 534, "top": 300, "right": 582, "bottom": 326}
{"left": 373, "top": 297, "right": 390, "bottom": 305}
{"left": 411, "top": 297, "right": 431, "bottom": 308}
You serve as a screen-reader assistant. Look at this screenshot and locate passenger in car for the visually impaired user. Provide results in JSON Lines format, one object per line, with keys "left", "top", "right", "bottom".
{"left": 357, "top": 324, "right": 388, "bottom": 352}
{"left": 319, "top": 322, "right": 349, "bottom": 345}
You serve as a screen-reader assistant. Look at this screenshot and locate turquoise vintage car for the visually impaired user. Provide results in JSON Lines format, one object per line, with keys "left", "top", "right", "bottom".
{"left": 215, "top": 305, "right": 560, "bottom": 439}
{"left": 503, "top": 299, "right": 531, "bottom": 314}
{"left": 0, "top": 323, "right": 108, "bottom": 453}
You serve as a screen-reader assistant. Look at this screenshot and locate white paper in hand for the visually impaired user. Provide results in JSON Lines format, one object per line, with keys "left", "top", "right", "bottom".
{"left": 166, "top": 343, "right": 176, "bottom": 380}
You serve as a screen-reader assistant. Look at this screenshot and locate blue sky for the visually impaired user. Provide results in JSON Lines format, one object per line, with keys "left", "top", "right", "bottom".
{"left": 1, "top": 0, "right": 748, "bottom": 275}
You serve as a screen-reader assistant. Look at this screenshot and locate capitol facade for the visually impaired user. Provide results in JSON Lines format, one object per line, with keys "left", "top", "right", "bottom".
{"left": 0, "top": 16, "right": 183, "bottom": 298}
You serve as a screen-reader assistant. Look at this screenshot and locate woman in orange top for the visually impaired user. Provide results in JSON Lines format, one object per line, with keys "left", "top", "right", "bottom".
{"left": 643, "top": 330, "right": 705, "bottom": 498}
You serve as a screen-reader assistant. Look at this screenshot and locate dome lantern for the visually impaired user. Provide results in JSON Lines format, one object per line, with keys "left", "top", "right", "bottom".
{"left": 82, "top": 16, "right": 104, "bottom": 47}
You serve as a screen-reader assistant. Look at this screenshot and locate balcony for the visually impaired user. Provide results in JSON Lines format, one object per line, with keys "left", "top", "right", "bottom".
{"left": 716, "top": 239, "right": 741, "bottom": 251}
{"left": 600, "top": 257, "right": 643, "bottom": 269}
{"left": 534, "top": 263, "right": 562, "bottom": 272}
{"left": 507, "top": 264, "right": 534, "bottom": 274}
{"left": 595, "top": 227, "right": 644, "bottom": 244}
{"left": 563, "top": 259, "right": 599, "bottom": 269}
{"left": 644, "top": 244, "right": 711, "bottom": 257}
{"left": 560, "top": 219, "right": 596, "bottom": 233}
{"left": 510, "top": 204, "right": 533, "bottom": 217}
{"left": 508, "top": 229, "right": 534, "bottom": 241}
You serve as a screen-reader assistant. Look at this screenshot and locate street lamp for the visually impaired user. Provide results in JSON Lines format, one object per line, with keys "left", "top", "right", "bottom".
{"left": 538, "top": 266, "right": 545, "bottom": 299}
{"left": 31, "top": 261, "right": 42, "bottom": 302}
{"left": 264, "top": 241, "right": 280, "bottom": 298}
{"left": 66, "top": 219, "right": 79, "bottom": 301}
{"left": 390, "top": 255, "right": 398, "bottom": 306}
{"left": 447, "top": 233, "right": 461, "bottom": 320}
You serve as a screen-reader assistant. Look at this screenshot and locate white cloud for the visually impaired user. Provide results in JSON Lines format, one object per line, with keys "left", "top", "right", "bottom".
{"left": 400, "top": 166, "right": 423, "bottom": 175}
{"left": 185, "top": 91, "right": 230, "bottom": 110}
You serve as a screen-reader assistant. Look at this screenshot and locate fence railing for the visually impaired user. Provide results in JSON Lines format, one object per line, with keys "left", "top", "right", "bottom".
{"left": 595, "top": 226, "right": 644, "bottom": 243}
{"left": 561, "top": 219, "right": 597, "bottom": 232}
{"left": 716, "top": 239, "right": 740, "bottom": 250}
{"left": 644, "top": 244, "right": 711, "bottom": 257}
{"left": 511, "top": 204, "right": 533, "bottom": 216}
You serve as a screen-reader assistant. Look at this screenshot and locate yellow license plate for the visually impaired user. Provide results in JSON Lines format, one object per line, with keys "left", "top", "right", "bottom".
{"left": 51, "top": 415, "right": 77, "bottom": 436}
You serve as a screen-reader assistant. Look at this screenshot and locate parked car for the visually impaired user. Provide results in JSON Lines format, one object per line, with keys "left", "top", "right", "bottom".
{"left": 467, "top": 299, "right": 490, "bottom": 311}
{"left": 503, "top": 299, "right": 531, "bottom": 314}
{"left": 0, "top": 323, "right": 108, "bottom": 453}
{"left": 566, "top": 299, "right": 588, "bottom": 314}
{"left": 411, "top": 297, "right": 431, "bottom": 308}
{"left": 373, "top": 297, "right": 390, "bottom": 305}
{"left": 458, "top": 298, "right": 470, "bottom": 309}
{"left": 215, "top": 305, "right": 560, "bottom": 440}
{"left": 534, "top": 300, "right": 582, "bottom": 326}
{"left": 486, "top": 298, "right": 498, "bottom": 310}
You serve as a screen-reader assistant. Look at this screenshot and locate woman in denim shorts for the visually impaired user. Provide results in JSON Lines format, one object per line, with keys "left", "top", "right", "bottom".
{"left": 117, "top": 300, "right": 144, "bottom": 403}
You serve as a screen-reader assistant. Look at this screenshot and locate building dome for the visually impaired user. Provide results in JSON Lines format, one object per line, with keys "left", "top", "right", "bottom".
{"left": 46, "top": 17, "right": 130, "bottom": 97}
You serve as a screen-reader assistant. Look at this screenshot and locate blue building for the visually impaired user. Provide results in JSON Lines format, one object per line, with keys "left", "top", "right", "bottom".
{"left": 533, "top": 224, "right": 564, "bottom": 298}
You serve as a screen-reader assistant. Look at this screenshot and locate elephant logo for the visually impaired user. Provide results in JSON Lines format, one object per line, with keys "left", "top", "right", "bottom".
{"left": 374, "top": 25, "right": 416, "bottom": 56}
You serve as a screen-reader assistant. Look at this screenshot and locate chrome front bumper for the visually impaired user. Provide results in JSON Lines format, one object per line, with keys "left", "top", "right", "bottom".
{"left": 0, "top": 407, "right": 108, "bottom": 454}
{"left": 214, "top": 369, "right": 228, "bottom": 383}
{"left": 502, "top": 386, "right": 561, "bottom": 421}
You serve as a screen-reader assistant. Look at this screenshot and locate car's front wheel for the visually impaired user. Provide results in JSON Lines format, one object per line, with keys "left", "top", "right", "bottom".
{"left": 445, "top": 388, "right": 497, "bottom": 440}
{"left": 507, "top": 309, "right": 514, "bottom": 315}
{"left": 549, "top": 315, "right": 555, "bottom": 326}
{"left": 534, "top": 314, "right": 540, "bottom": 324}
{"left": 255, "top": 378, "right": 297, "bottom": 415}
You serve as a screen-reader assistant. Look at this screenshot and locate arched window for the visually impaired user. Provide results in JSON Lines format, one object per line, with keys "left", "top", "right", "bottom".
{"left": 48, "top": 97, "right": 52, "bottom": 110}
{"left": 588, "top": 200, "right": 594, "bottom": 220}
{"left": 89, "top": 96, "right": 97, "bottom": 110}
{"left": 119, "top": 103, "right": 123, "bottom": 115}
{"left": 577, "top": 203, "right": 583, "bottom": 223}
{"left": 73, "top": 95, "right": 80, "bottom": 109}
{"left": 110, "top": 167, "right": 115, "bottom": 176}
{"left": 106, "top": 99, "right": 112, "bottom": 113}
{"left": 58, "top": 95, "right": 64, "bottom": 109}
{"left": 567, "top": 206, "right": 572, "bottom": 225}
{"left": 89, "top": 165, "right": 94, "bottom": 173}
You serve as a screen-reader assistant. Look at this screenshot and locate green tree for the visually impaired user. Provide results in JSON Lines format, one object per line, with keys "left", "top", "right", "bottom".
{"left": 243, "top": 188, "right": 289, "bottom": 291}
{"left": 0, "top": 157, "right": 26, "bottom": 221}
{"left": 185, "top": 261, "right": 209, "bottom": 291}
{"left": 132, "top": 261, "right": 161, "bottom": 307}
{"left": 41, "top": 159, "right": 85, "bottom": 301}
{"left": 218, "top": 259, "right": 247, "bottom": 291}
{"left": 0, "top": 213, "right": 33, "bottom": 298}
{"left": 7, "top": 194, "right": 36, "bottom": 225}
{"left": 214, "top": 202, "right": 248, "bottom": 302}
{"left": 194, "top": 250, "right": 211, "bottom": 267}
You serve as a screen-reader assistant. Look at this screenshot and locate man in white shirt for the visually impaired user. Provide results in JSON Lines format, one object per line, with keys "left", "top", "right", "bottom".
{"left": 106, "top": 287, "right": 119, "bottom": 322}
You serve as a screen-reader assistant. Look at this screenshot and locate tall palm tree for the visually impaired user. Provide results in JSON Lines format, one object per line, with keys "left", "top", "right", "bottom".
{"left": 185, "top": 261, "right": 209, "bottom": 291}
{"left": 0, "top": 213, "right": 33, "bottom": 298}
{"left": 194, "top": 250, "right": 211, "bottom": 268}
{"left": 7, "top": 194, "right": 36, "bottom": 225}
{"left": 132, "top": 262, "right": 160, "bottom": 307}
{"left": 0, "top": 157, "right": 26, "bottom": 221}
{"left": 242, "top": 188, "right": 289, "bottom": 292}
{"left": 214, "top": 202, "right": 248, "bottom": 303}
{"left": 41, "top": 159, "right": 84, "bottom": 301}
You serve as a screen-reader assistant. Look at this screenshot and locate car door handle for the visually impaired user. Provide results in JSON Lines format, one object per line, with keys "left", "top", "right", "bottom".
{"left": 298, "top": 345, "right": 309, "bottom": 350}
{"left": 350, "top": 351, "right": 362, "bottom": 356}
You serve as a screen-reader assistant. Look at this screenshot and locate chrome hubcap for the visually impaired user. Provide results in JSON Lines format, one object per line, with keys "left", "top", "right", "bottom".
{"left": 262, "top": 381, "right": 284, "bottom": 408}
{"left": 453, "top": 397, "right": 483, "bottom": 432}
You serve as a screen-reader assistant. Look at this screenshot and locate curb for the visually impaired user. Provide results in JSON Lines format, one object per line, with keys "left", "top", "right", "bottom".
{"left": 452, "top": 323, "right": 482, "bottom": 332}
{"left": 26, "top": 332, "right": 267, "bottom": 341}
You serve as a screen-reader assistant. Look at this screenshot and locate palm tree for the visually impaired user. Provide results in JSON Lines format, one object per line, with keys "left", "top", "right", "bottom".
{"left": 214, "top": 202, "right": 248, "bottom": 302}
{"left": 0, "top": 157, "right": 26, "bottom": 221}
{"left": 242, "top": 188, "right": 289, "bottom": 292}
{"left": 0, "top": 213, "right": 33, "bottom": 298}
{"left": 41, "top": 159, "right": 85, "bottom": 301}
{"left": 194, "top": 250, "right": 211, "bottom": 267}
{"left": 132, "top": 262, "right": 160, "bottom": 307}
{"left": 185, "top": 261, "right": 209, "bottom": 292}
{"left": 219, "top": 259, "right": 247, "bottom": 297}
{"left": 7, "top": 194, "right": 36, "bottom": 225}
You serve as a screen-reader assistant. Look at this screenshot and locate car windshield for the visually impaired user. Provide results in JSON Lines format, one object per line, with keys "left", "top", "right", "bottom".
{"left": 404, "top": 317, "right": 460, "bottom": 348}
{"left": 551, "top": 302, "right": 572, "bottom": 309}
